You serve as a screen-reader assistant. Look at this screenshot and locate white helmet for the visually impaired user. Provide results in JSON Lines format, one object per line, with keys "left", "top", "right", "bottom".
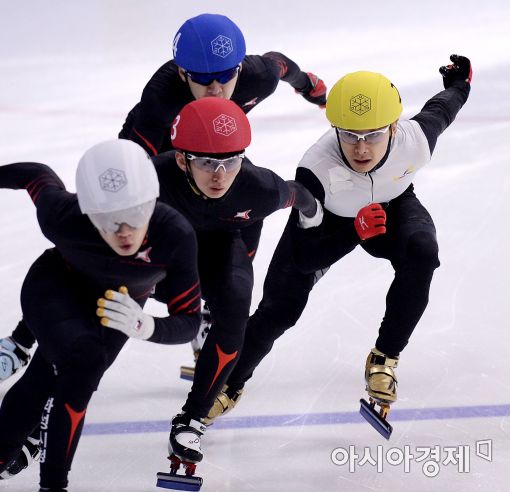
{"left": 75, "top": 140, "right": 159, "bottom": 232}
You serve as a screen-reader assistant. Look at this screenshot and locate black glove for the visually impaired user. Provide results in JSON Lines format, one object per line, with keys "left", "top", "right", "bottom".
{"left": 295, "top": 72, "right": 327, "bottom": 108}
{"left": 439, "top": 54, "right": 472, "bottom": 89}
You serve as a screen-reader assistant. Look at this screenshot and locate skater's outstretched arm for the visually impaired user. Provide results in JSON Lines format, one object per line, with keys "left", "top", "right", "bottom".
{"left": 285, "top": 180, "right": 321, "bottom": 218}
{"left": 263, "top": 51, "right": 327, "bottom": 107}
{"left": 0, "top": 162, "right": 75, "bottom": 234}
{"left": 412, "top": 54, "right": 471, "bottom": 153}
{"left": 0, "top": 162, "right": 66, "bottom": 197}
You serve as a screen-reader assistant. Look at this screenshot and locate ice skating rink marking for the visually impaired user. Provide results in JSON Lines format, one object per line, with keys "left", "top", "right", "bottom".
{"left": 82, "top": 403, "right": 510, "bottom": 436}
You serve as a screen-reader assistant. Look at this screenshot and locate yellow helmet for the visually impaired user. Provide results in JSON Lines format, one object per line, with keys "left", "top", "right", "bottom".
{"left": 326, "top": 71, "right": 402, "bottom": 130}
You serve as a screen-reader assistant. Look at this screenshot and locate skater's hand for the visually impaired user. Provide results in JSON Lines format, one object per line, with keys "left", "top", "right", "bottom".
{"left": 439, "top": 54, "right": 472, "bottom": 89}
{"left": 96, "top": 286, "right": 155, "bottom": 340}
{"left": 295, "top": 72, "right": 327, "bottom": 108}
{"left": 354, "top": 203, "right": 387, "bottom": 240}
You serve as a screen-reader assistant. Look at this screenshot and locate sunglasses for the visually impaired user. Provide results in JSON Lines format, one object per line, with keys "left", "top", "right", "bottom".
{"left": 336, "top": 125, "right": 390, "bottom": 145}
{"left": 88, "top": 200, "right": 156, "bottom": 234}
{"left": 185, "top": 65, "right": 240, "bottom": 86}
{"left": 185, "top": 153, "right": 244, "bottom": 173}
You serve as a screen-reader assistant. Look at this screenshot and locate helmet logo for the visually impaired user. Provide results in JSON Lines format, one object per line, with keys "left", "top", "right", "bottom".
{"left": 213, "top": 113, "right": 237, "bottom": 136}
{"left": 210, "top": 35, "right": 234, "bottom": 58}
{"left": 350, "top": 94, "right": 371, "bottom": 116}
{"left": 99, "top": 169, "right": 127, "bottom": 192}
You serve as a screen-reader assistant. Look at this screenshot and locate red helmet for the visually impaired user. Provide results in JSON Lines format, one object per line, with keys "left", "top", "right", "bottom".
{"left": 171, "top": 97, "right": 251, "bottom": 154}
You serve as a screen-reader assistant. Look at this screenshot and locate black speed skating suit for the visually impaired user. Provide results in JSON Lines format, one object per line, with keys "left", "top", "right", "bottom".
{"left": 152, "top": 152, "right": 296, "bottom": 418}
{"left": 0, "top": 163, "right": 201, "bottom": 489}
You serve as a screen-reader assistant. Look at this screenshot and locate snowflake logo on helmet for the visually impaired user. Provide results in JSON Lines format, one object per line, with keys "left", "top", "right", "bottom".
{"left": 99, "top": 169, "right": 127, "bottom": 192}
{"left": 350, "top": 94, "right": 371, "bottom": 116}
{"left": 213, "top": 114, "right": 237, "bottom": 136}
{"left": 211, "top": 35, "right": 234, "bottom": 58}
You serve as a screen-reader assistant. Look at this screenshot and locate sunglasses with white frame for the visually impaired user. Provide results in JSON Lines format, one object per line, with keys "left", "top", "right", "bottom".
{"left": 336, "top": 125, "right": 391, "bottom": 145}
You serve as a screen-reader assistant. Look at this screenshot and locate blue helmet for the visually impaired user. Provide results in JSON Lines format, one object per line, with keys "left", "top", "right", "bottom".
{"left": 172, "top": 13, "right": 246, "bottom": 73}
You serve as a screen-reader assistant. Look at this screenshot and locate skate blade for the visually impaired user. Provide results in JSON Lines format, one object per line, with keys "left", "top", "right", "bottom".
{"left": 359, "top": 399, "right": 393, "bottom": 440}
{"left": 180, "top": 366, "right": 195, "bottom": 381}
{"left": 156, "top": 472, "right": 203, "bottom": 491}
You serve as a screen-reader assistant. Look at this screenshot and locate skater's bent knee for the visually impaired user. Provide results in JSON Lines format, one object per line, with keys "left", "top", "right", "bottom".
{"left": 406, "top": 231, "right": 440, "bottom": 269}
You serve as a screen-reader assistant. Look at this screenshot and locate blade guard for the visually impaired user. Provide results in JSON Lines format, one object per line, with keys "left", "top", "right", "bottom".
{"left": 359, "top": 398, "right": 393, "bottom": 440}
{"left": 156, "top": 472, "right": 203, "bottom": 491}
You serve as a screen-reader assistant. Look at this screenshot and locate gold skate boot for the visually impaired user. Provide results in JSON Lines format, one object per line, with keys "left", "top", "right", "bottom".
{"left": 203, "top": 385, "right": 243, "bottom": 426}
{"left": 365, "top": 347, "right": 399, "bottom": 404}
{"left": 360, "top": 348, "right": 399, "bottom": 439}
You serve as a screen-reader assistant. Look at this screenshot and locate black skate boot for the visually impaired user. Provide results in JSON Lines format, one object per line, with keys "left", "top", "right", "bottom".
{"left": 0, "top": 435, "right": 41, "bottom": 480}
{"left": 180, "top": 305, "right": 212, "bottom": 381}
{"left": 156, "top": 413, "right": 206, "bottom": 490}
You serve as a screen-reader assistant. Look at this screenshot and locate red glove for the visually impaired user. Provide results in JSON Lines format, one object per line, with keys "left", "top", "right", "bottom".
{"left": 296, "top": 72, "right": 327, "bottom": 108}
{"left": 354, "top": 203, "right": 387, "bottom": 240}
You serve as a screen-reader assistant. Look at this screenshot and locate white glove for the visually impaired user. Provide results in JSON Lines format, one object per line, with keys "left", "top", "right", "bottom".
{"left": 96, "top": 286, "right": 155, "bottom": 340}
{"left": 298, "top": 198, "right": 324, "bottom": 229}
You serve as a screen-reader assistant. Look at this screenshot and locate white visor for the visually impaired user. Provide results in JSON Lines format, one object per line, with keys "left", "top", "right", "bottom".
{"left": 88, "top": 199, "right": 156, "bottom": 234}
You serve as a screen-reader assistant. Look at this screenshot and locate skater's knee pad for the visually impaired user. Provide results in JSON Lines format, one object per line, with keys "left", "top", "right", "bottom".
{"left": 214, "top": 282, "right": 252, "bottom": 327}
{"left": 405, "top": 231, "right": 440, "bottom": 270}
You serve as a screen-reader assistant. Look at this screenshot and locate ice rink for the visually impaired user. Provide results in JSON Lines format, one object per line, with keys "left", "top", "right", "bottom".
{"left": 1, "top": 0, "right": 509, "bottom": 490}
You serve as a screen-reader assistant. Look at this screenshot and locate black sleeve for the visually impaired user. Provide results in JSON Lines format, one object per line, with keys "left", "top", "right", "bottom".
{"left": 285, "top": 180, "right": 317, "bottom": 216}
{"left": 0, "top": 162, "right": 65, "bottom": 197}
{"left": 0, "top": 162, "right": 77, "bottom": 240}
{"left": 149, "top": 287, "right": 202, "bottom": 344}
{"left": 262, "top": 51, "right": 310, "bottom": 91}
{"left": 124, "top": 62, "right": 189, "bottom": 156}
{"left": 128, "top": 91, "right": 168, "bottom": 156}
{"left": 295, "top": 167, "right": 325, "bottom": 202}
{"left": 411, "top": 80, "right": 470, "bottom": 154}
{"left": 149, "top": 225, "right": 202, "bottom": 344}
{"left": 123, "top": 104, "right": 162, "bottom": 156}
{"left": 259, "top": 168, "right": 294, "bottom": 212}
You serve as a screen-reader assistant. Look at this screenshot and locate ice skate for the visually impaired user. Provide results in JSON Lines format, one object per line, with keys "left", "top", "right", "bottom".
{"left": 203, "top": 385, "right": 244, "bottom": 426}
{"left": 180, "top": 306, "right": 211, "bottom": 381}
{"left": 0, "top": 435, "right": 41, "bottom": 480}
{"left": 156, "top": 413, "right": 206, "bottom": 491}
{"left": 0, "top": 336, "right": 31, "bottom": 382}
{"left": 359, "top": 347, "right": 399, "bottom": 439}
